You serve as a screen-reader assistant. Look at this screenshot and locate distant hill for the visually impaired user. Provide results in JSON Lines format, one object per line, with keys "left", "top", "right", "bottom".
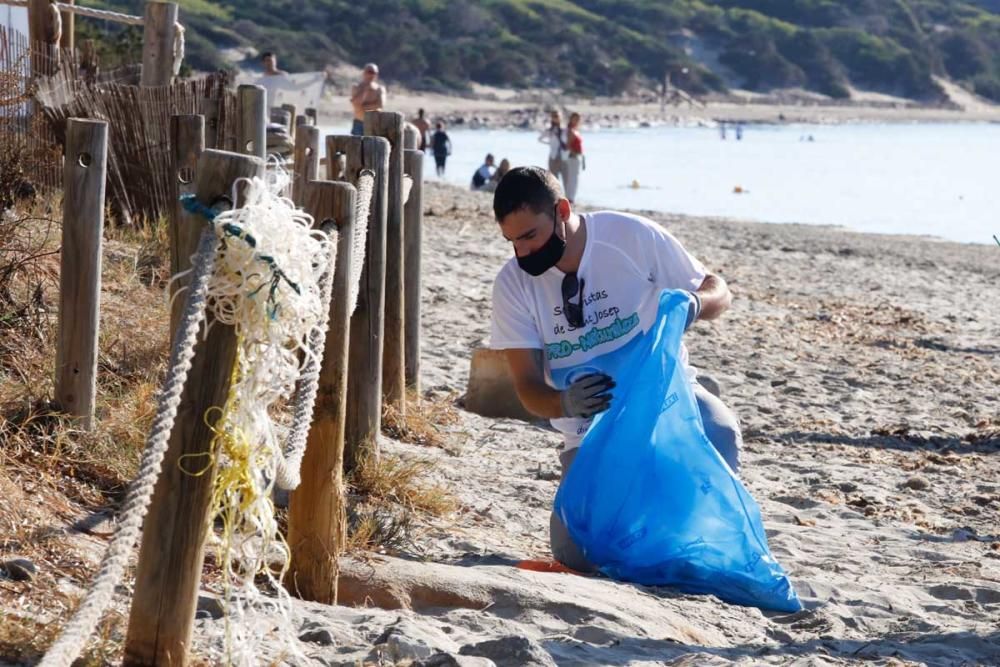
{"left": 86, "top": 0, "right": 1000, "bottom": 102}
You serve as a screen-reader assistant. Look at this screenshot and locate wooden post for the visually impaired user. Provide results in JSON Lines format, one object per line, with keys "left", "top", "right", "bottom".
{"left": 403, "top": 148, "right": 423, "bottom": 392}
{"left": 403, "top": 123, "right": 419, "bottom": 150}
{"left": 305, "top": 107, "right": 318, "bottom": 126}
{"left": 54, "top": 119, "right": 107, "bottom": 430}
{"left": 168, "top": 115, "right": 205, "bottom": 335}
{"left": 203, "top": 96, "right": 221, "bottom": 150}
{"left": 124, "top": 150, "right": 264, "bottom": 667}
{"left": 28, "top": 0, "right": 60, "bottom": 78}
{"left": 287, "top": 180, "right": 357, "bottom": 603}
{"left": 59, "top": 0, "right": 74, "bottom": 51}
{"left": 236, "top": 84, "right": 267, "bottom": 161}
{"left": 140, "top": 1, "right": 178, "bottom": 87}
{"left": 295, "top": 114, "right": 308, "bottom": 129}
{"left": 281, "top": 103, "right": 297, "bottom": 140}
{"left": 327, "top": 134, "right": 389, "bottom": 472}
{"left": 292, "top": 125, "right": 319, "bottom": 207}
{"left": 364, "top": 111, "right": 405, "bottom": 417}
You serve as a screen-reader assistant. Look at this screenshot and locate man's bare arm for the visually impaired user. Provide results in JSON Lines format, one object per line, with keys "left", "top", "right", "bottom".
{"left": 694, "top": 273, "right": 731, "bottom": 321}
{"left": 504, "top": 349, "right": 564, "bottom": 419}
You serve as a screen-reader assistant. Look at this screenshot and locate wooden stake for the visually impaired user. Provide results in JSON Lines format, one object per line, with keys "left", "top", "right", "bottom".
{"left": 236, "top": 84, "right": 267, "bottom": 161}
{"left": 292, "top": 125, "right": 319, "bottom": 207}
{"left": 55, "top": 118, "right": 107, "bottom": 430}
{"left": 28, "top": 0, "right": 60, "bottom": 78}
{"left": 287, "top": 179, "right": 357, "bottom": 603}
{"left": 168, "top": 114, "right": 205, "bottom": 336}
{"left": 203, "top": 96, "right": 222, "bottom": 150}
{"left": 59, "top": 0, "right": 74, "bottom": 51}
{"left": 364, "top": 111, "right": 405, "bottom": 417}
{"left": 281, "top": 102, "right": 297, "bottom": 140}
{"left": 140, "top": 1, "right": 178, "bottom": 87}
{"left": 403, "top": 123, "right": 419, "bottom": 150}
{"left": 124, "top": 149, "right": 264, "bottom": 667}
{"left": 403, "top": 148, "right": 423, "bottom": 392}
{"left": 327, "top": 134, "right": 389, "bottom": 472}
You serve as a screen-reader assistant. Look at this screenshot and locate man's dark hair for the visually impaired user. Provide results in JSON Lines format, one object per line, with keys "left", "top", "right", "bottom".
{"left": 418, "top": 108, "right": 425, "bottom": 117}
{"left": 261, "top": 52, "right": 275, "bottom": 61}
{"left": 493, "top": 166, "right": 563, "bottom": 222}
{"left": 435, "top": 121, "right": 443, "bottom": 129}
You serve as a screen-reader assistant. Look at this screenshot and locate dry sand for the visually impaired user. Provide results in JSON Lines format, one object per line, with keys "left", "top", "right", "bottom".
{"left": 189, "top": 183, "right": 1000, "bottom": 665}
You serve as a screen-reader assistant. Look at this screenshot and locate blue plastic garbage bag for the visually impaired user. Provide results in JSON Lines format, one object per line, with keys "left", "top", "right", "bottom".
{"left": 554, "top": 290, "right": 802, "bottom": 613}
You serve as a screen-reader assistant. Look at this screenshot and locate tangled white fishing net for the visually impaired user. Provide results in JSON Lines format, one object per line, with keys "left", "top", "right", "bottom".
{"left": 198, "top": 166, "right": 333, "bottom": 664}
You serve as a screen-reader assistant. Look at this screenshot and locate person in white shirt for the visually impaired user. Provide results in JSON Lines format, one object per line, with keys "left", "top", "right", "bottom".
{"left": 489, "top": 166, "right": 742, "bottom": 572}
{"left": 470, "top": 154, "right": 495, "bottom": 190}
{"left": 538, "top": 110, "right": 566, "bottom": 186}
{"left": 257, "top": 51, "right": 293, "bottom": 157}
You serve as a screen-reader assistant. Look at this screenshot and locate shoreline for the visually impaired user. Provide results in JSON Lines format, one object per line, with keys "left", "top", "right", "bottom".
{"left": 308, "top": 87, "right": 1000, "bottom": 131}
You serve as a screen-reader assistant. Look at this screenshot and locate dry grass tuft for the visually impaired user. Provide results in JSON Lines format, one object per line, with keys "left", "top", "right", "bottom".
{"left": 381, "top": 389, "right": 464, "bottom": 452}
{"left": 349, "top": 449, "right": 456, "bottom": 517}
{"left": 345, "top": 445, "right": 457, "bottom": 553}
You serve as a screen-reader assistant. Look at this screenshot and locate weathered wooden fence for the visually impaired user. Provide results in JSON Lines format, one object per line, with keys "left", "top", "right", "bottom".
{"left": 10, "top": 3, "right": 431, "bottom": 662}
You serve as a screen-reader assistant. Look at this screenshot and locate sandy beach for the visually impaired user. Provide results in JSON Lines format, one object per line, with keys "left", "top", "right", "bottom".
{"left": 3, "top": 180, "right": 998, "bottom": 666}
{"left": 183, "top": 182, "right": 998, "bottom": 665}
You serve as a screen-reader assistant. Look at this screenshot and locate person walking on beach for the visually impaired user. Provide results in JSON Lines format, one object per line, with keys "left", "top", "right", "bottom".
{"left": 412, "top": 108, "right": 430, "bottom": 151}
{"left": 489, "top": 166, "right": 740, "bottom": 572}
{"left": 563, "top": 112, "right": 584, "bottom": 204}
{"left": 350, "top": 63, "right": 386, "bottom": 136}
{"left": 430, "top": 122, "right": 451, "bottom": 177}
{"left": 471, "top": 154, "right": 496, "bottom": 190}
{"left": 538, "top": 110, "right": 566, "bottom": 185}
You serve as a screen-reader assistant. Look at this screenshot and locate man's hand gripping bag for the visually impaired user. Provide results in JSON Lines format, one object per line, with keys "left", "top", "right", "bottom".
{"left": 554, "top": 290, "right": 802, "bottom": 613}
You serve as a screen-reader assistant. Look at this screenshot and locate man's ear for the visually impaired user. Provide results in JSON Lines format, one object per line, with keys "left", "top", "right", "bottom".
{"left": 556, "top": 198, "right": 571, "bottom": 222}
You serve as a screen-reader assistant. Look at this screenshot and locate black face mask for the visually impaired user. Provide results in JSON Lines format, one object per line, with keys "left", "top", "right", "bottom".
{"left": 516, "top": 206, "right": 565, "bottom": 277}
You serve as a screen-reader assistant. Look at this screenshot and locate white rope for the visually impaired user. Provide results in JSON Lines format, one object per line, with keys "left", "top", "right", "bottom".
{"left": 274, "top": 220, "right": 337, "bottom": 491}
{"left": 172, "top": 21, "right": 184, "bottom": 76}
{"left": 53, "top": 2, "right": 143, "bottom": 26}
{"left": 348, "top": 170, "right": 374, "bottom": 315}
{"left": 402, "top": 174, "right": 413, "bottom": 206}
{"left": 40, "top": 230, "right": 219, "bottom": 667}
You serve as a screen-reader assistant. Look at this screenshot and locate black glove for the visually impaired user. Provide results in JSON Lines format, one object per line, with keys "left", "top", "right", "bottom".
{"left": 560, "top": 373, "right": 615, "bottom": 419}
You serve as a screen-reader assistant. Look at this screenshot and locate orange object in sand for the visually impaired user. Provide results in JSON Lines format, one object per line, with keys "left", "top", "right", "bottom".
{"left": 516, "top": 559, "right": 589, "bottom": 576}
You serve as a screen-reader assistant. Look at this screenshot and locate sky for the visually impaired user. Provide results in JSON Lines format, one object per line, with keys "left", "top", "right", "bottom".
{"left": 3, "top": 6, "right": 27, "bottom": 35}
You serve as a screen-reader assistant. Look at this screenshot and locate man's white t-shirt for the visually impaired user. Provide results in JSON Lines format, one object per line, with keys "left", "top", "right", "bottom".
{"left": 490, "top": 211, "right": 707, "bottom": 450}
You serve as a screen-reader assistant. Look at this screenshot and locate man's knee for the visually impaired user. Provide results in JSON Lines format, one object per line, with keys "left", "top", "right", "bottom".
{"left": 695, "top": 386, "right": 743, "bottom": 474}
{"left": 549, "top": 510, "right": 597, "bottom": 573}
{"left": 708, "top": 420, "right": 742, "bottom": 473}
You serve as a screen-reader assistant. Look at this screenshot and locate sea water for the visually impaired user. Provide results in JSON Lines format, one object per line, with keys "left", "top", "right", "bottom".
{"left": 323, "top": 122, "right": 999, "bottom": 245}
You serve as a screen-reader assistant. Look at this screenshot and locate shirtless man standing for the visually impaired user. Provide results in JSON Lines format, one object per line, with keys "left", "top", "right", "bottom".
{"left": 350, "top": 63, "right": 386, "bottom": 135}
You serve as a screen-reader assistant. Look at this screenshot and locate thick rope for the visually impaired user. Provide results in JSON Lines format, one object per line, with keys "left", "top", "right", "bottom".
{"left": 402, "top": 174, "right": 413, "bottom": 206}
{"left": 52, "top": 2, "right": 143, "bottom": 25}
{"left": 349, "top": 170, "right": 374, "bottom": 315}
{"left": 273, "top": 223, "right": 337, "bottom": 490}
{"left": 40, "top": 230, "right": 219, "bottom": 667}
